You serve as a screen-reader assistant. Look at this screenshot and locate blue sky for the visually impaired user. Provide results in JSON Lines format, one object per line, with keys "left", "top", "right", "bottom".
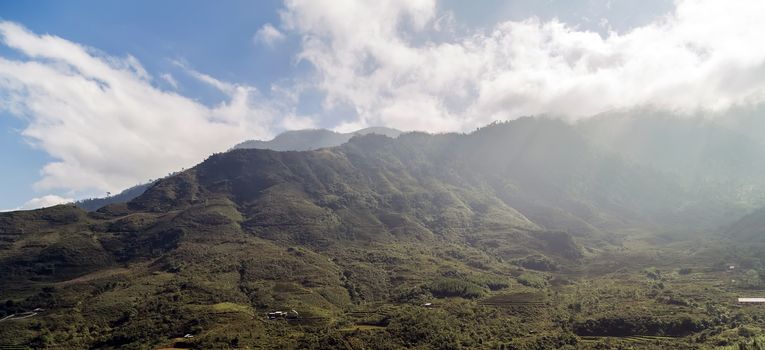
{"left": 3, "top": 0, "right": 765, "bottom": 210}
{"left": 0, "top": 0, "right": 292, "bottom": 209}
{"left": 0, "top": 0, "right": 303, "bottom": 105}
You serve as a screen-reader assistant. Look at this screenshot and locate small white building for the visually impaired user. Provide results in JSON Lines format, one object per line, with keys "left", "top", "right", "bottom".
{"left": 738, "top": 298, "right": 765, "bottom": 303}
{"left": 267, "top": 311, "right": 287, "bottom": 319}
{"left": 268, "top": 310, "right": 299, "bottom": 319}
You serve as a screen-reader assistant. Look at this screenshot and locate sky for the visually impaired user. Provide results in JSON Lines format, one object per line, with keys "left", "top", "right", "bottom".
{"left": 2, "top": 0, "right": 765, "bottom": 210}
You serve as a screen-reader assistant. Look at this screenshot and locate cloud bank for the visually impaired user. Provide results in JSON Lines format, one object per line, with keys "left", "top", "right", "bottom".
{"left": 281, "top": 0, "right": 765, "bottom": 131}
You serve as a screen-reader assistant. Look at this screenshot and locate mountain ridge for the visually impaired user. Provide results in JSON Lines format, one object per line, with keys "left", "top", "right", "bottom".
{"left": 72, "top": 127, "right": 404, "bottom": 212}
{"left": 233, "top": 126, "right": 403, "bottom": 151}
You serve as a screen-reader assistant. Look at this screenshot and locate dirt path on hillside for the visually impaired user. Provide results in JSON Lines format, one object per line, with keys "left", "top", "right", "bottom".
{"left": 54, "top": 267, "right": 130, "bottom": 286}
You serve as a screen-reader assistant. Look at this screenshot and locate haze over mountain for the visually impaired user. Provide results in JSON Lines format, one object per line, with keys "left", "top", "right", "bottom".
{"left": 726, "top": 205, "right": 765, "bottom": 242}
{"left": 76, "top": 115, "right": 765, "bottom": 224}
{"left": 581, "top": 111, "right": 765, "bottom": 212}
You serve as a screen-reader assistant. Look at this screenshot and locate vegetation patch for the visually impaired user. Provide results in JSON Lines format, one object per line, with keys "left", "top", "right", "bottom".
{"left": 427, "top": 278, "right": 485, "bottom": 299}
{"left": 517, "top": 272, "right": 548, "bottom": 288}
{"left": 573, "top": 315, "right": 706, "bottom": 337}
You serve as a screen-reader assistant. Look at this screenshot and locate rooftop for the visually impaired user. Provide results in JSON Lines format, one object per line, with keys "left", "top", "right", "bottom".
{"left": 738, "top": 298, "right": 765, "bottom": 303}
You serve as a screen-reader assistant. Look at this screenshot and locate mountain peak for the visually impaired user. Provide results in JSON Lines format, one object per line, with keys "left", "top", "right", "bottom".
{"left": 233, "top": 126, "right": 403, "bottom": 151}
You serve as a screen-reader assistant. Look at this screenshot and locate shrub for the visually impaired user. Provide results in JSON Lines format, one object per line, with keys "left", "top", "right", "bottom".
{"left": 644, "top": 268, "right": 661, "bottom": 280}
{"left": 428, "top": 278, "right": 485, "bottom": 299}
{"left": 386, "top": 306, "right": 464, "bottom": 348}
{"left": 517, "top": 273, "right": 547, "bottom": 288}
{"left": 514, "top": 255, "right": 559, "bottom": 271}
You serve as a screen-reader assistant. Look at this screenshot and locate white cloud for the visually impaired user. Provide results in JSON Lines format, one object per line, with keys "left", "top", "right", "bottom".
{"left": 0, "top": 21, "right": 286, "bottom": 199}
{"left": 19, "top": 195, "right": 74, "bottom": 210}
{"left": 254, "top": 23, "right": 286, "bottom": 47}
{"left": 160, "top": 73, "right": 178, "bottom": 89}
{"left": 279, "top": 0, "right": 765, "bottom": 132}
{"left": 0, "top": 194, "right": 74, "bottom": 212}
{"left": 171, "top": 59, "right": 239, "bottom": 94}
{"left": 280, "top": 114, "right": 317, "bottom": 130}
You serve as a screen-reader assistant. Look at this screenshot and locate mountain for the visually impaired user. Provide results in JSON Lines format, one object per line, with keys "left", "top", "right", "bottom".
{"left": 725, "top": 205, "right": 765, "bottom": 242}
{"left": 233, "top": 126, "right": 402, "bottom": 151}
{"left": 1, "top": 118, "right": 763, "bottom": 349}
{"left": 73, "top": 127, "right": 403, "bottom": 212}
